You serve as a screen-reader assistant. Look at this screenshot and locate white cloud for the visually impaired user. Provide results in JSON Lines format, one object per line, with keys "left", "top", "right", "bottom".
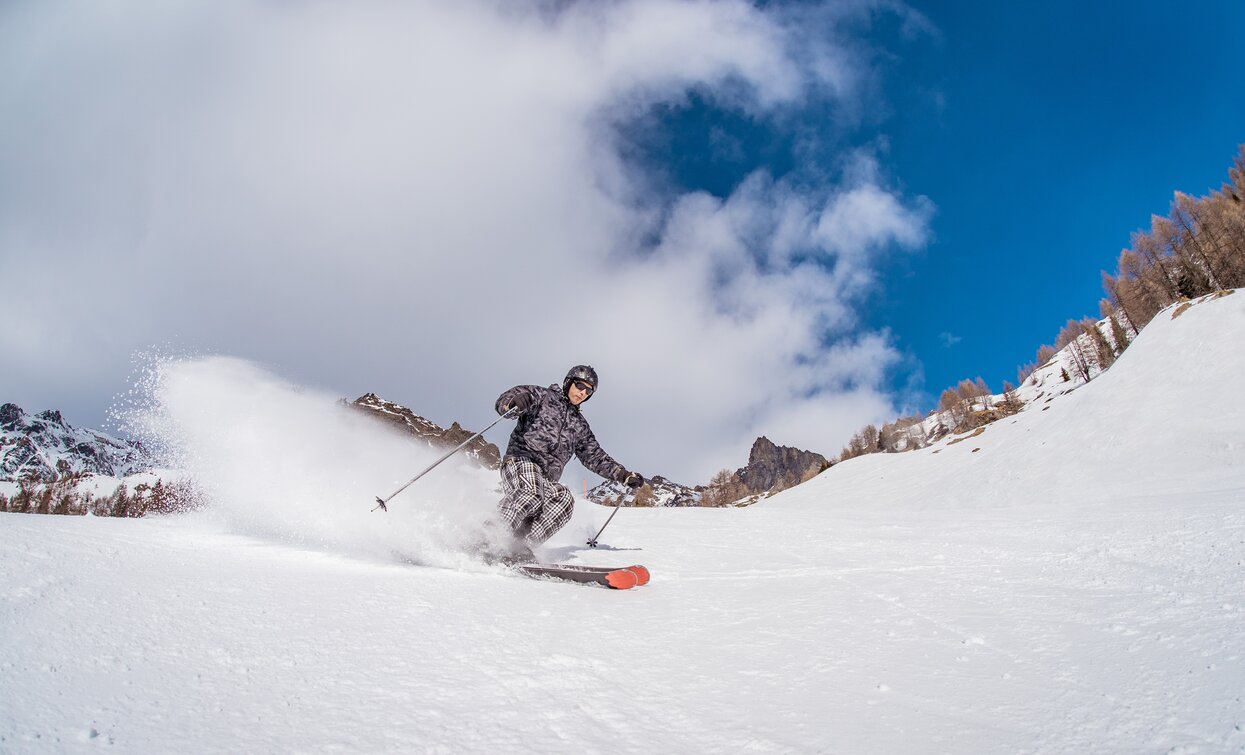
{"left": 0, "top": 0, "right": 932, "bottom": 483}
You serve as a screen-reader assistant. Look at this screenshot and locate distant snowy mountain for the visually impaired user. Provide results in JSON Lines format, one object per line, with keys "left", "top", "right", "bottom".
{"left": 0, "top": 403, "right": 151, "bottom": 484}
{"left": 0, "top": 404, "right": 179, "bottom": 515}
{"left": 588, "top": 474, "right": 700, "bottom": 507}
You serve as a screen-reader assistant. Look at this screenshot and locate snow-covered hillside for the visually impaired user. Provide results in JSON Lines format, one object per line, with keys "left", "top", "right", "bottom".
{"left": 2, "top": 292, "right": 1243, "bottom": 753}
{"left": 876, "top": 302, "right": 1145, "bottom": 453}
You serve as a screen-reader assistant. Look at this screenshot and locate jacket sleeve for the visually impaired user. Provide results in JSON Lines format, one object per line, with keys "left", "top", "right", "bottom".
{"left": 495, "top": 385, "right": 542, "bottom": 416}
{"left": 575, "top": 424, "right": 626, "bottom": 482}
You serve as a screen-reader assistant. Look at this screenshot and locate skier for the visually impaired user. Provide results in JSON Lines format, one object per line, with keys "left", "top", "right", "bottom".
{"left": 489, "top": 365, "right": 644, "bottom": 562}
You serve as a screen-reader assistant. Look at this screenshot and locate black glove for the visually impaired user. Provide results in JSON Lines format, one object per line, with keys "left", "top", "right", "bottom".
{"left": 501, "top": 394, "right": 532, "bottom": 416}
{"left": 618, "top": 470, "right": 645, "bottom": 489}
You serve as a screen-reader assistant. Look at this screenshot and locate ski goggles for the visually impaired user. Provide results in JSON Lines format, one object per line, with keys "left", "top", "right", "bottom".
{"left": 571, "top": 379, "right": 595, "bottom": 395}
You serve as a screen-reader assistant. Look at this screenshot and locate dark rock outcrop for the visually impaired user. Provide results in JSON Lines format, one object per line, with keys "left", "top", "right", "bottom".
{"left": 734, "top": 436, "right": 830, "bottom": 496}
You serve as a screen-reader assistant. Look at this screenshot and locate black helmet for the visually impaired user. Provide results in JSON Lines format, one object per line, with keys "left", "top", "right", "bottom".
{"left": 563, "top": 365, "right": 598, "bottom": 399}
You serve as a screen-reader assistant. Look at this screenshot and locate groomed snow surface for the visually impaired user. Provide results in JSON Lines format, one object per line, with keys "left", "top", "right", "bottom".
{"left": 3, "top": 291, "right": 1244, "bottom": 753}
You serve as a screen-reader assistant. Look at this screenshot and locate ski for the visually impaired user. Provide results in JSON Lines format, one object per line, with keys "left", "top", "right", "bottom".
{"left": 512, "top": 562, "right": 649, "bottom": 589}
{"left": 562, "top": 563, "right": 650, "bottom": 586}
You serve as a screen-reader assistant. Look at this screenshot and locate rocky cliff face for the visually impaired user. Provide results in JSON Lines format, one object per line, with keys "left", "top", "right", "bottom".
{"left": 349, "top": 393, "right": 502, "bottom": 469}
{"left": 734, "top": 436, "right": 830, "bottom": 496}
{"left": 1, "top": 403, "right": 151, "bottom": 483}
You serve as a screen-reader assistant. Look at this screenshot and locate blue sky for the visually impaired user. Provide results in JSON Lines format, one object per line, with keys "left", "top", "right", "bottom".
{"left": 628, "top": 1, "right": 1245, "bottom": 406}
{"left": 2, "top": 1, "right": 1242, "bottom": 483}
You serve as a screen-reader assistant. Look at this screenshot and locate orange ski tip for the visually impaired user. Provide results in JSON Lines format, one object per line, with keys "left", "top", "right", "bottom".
{"left": 626, "top": 565, "right": 650, "bottom": 586}
{"left": 604, "top": 569, "right": 638, "bottom": 590}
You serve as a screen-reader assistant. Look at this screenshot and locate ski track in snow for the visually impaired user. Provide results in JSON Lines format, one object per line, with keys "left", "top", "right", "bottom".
{"left": 3, "top": 292, "right": 1245, "bottom": 753}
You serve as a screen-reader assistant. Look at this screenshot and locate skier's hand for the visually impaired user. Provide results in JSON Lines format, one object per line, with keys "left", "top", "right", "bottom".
{"left": 619, "top": 470, "right": 645, "bottom": 489}
{"left": 502, "top": 394, "right": 532, "bottom": 416}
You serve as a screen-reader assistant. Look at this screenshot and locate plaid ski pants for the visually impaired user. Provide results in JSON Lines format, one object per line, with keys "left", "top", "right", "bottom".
{"left": 498, "top": 457, "right": 574, "bottom": 546}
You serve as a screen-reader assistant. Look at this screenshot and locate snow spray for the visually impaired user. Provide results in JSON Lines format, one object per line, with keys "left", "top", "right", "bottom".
{"left": 118, "top": 355, "right": 498, "bottom": 570}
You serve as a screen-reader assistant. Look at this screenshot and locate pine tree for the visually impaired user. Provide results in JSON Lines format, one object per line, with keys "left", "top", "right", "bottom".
{"left": 1204, "top": 193, "right": 1245, "bottom": 286}
{"left": 1108, "top": 311, "right": 1132, "bottom": 358}
{"left": 1230, "top": 145, "right": 1245, "bottom": 199}
{"left": 109, "top": 485, "right": 130, "bottom": 518}
{"left": 1172, "top": 192, "right": 1225, "bottom": 290}
{"left": 34, "top": 486, "right": 54, "bottom": 515}
{"left": 1138, "top": 223, "right": 1184, "bottom": 300}
{"left": 632, "top": 485, "right": 655, "bottom": 508}
{"left": 1102, "top": 272, "right": 1141, "bottom": 336}
{"left": 1116, "top": 249, "right": 1165, "bottom": 326}
{"left": 701, "top": 469, "right": 738, "bottom": 507}
{"left": 999, "top": 381, "right": 1024, "bottom": 415}
{"left": 1081, "top": 317, "right": 1116, "bottom": 373}
{"left": 937, "top": 388, "right": 966, "bottom": 430}
{"left": 1056, "top": 320, "right": 1092, "bottom": 383}
{"left": 859, "top": 424, "right": 880, "bottom": 452}
{"left": 11, "top": 483, "right": 32, "bottom": 513}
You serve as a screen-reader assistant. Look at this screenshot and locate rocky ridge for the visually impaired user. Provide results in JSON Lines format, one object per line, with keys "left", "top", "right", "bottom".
{"left": 348, "top": 393, "right": 502, "bottom": 469}
{"left": 735, "top": 436, "right": 831, "bottom": 496}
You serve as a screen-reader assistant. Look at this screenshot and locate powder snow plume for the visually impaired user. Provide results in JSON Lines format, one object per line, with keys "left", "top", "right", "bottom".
{"left": 120, "top": 355, "right": 499, "bottom": 569}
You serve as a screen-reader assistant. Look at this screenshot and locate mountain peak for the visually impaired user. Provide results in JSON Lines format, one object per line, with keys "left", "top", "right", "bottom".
{"left": 1, "top": 403, "right": 25, "bottom": 431}
{"left": 1, "top": 404, "right": 150, "bottom": 484}
{"left": 738, "top": 436, "right": 830, "bottom": 494}
{"left": 35, "top": 409, "right": 65, "bottom": 425}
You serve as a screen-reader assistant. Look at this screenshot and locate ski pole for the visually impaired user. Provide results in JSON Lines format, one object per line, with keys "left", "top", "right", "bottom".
{"left": 372, "top": 407, "right": 517, "bottom": 512}
{"left": 587, "top": 472, "right": 643, "bottom": 546}
{"left": 587, "top": 502, "right": 622, "bottom": 547}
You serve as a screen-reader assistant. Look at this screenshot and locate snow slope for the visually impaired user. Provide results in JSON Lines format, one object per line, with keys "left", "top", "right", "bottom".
{"left": 2, "top": 292, "right": 1244, "bottom": 753}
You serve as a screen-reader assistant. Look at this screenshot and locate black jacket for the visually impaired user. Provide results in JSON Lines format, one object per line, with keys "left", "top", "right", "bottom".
{"left": 495, "top": 384, "right": 624, "bottom": 483}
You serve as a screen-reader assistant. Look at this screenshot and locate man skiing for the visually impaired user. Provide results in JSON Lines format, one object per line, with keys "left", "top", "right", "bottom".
{"left": 490, "top": 365, "right": 644, "bottom": 561}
